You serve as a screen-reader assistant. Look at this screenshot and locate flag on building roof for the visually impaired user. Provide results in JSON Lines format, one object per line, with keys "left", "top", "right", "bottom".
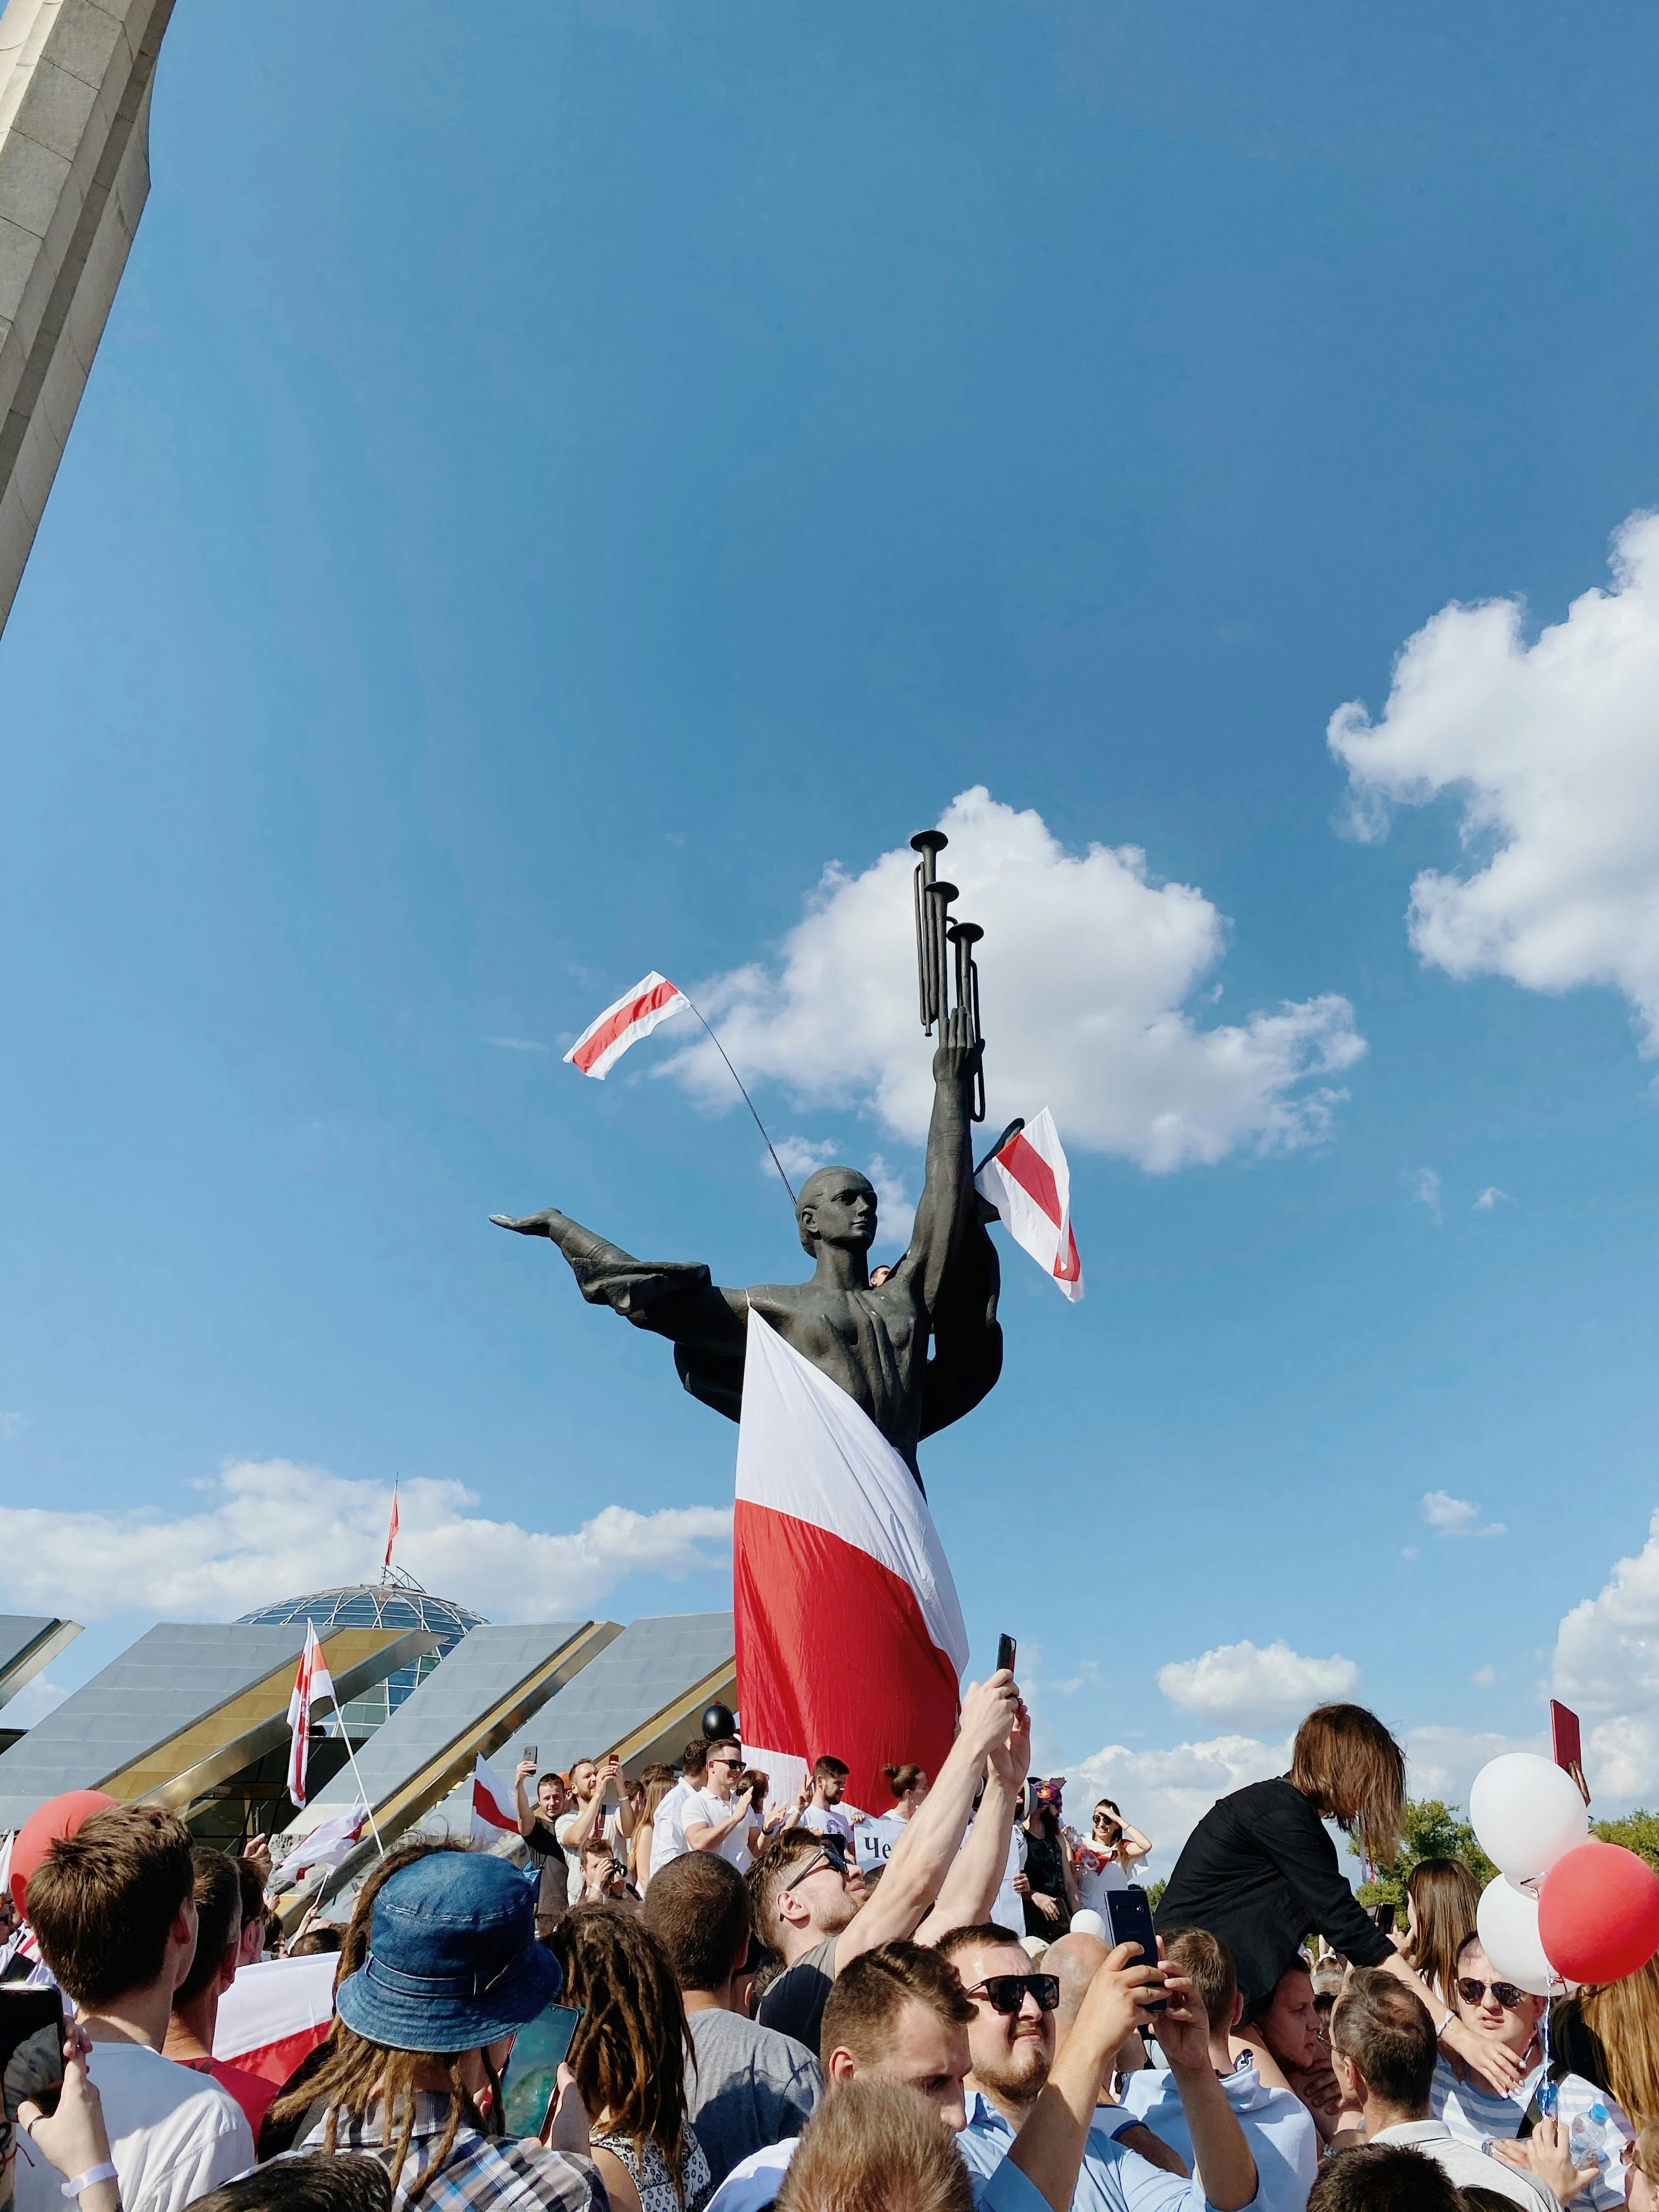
{"left": 563, "top": 971, "right": 690, "bottom": 1079}
{"left": 285, "top": 1624, "right": 335, "bottom": 1812}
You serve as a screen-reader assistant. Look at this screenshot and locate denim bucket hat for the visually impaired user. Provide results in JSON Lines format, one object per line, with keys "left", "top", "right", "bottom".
{"left": 335, "top": 1852, "right": 561, "bottom": 2052}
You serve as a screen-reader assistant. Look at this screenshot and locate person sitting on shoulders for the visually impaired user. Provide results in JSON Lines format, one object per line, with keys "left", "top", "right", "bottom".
{"left": 1020, "top": 1782, "right": 1077, "bottom": 1940}
{"left": 1069, "top": 1804, "right": 1151, "bottom": 1921}
{"left": 1431, "top": 1935, "right": 1632, "bottom": 2210}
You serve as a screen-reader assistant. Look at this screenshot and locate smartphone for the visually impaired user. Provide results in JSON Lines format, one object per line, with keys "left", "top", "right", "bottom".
{"left": 996, "top": 1633, "right": 1017, "bottom": 1674}
{"left": 1371, "top": 1901, "right": 1397, "bottom": 1934}
{"left": 1101, "top": 1886, "right": 1165, "bottom": 2012}
{"left": 0, "top": 1988, "right": 66, "bottom": 2122}
{"left": 522, "top": 1745, "right": 539, "bottom": 1767}
{"left": 501, "top": 1999, "right": 584, "bottom": 2138}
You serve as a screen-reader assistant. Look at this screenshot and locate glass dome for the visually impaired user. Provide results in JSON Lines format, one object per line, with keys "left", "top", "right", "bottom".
{"left": 238, "top": 1571, "right": 486, "bottom": 1736}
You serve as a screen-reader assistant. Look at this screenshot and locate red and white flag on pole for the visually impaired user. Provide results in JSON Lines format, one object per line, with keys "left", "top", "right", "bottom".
{"left": 975, "top": 1108, "right": 1083, "bottom": 1302}
{"left": 383, "top": 1485, "right": 400, "bottom": 1572}
{"left": 470, "top": 1753, "right": 521, "bottom": 1845}
{"left": 563, "top": 971, "right": 690, "bottom": 1080}
{"left": 734, "top": 1311, "right": 969, "bottom": 1814}
{"left": 285, "top": 1624, "right": 335, "bottom": 1811}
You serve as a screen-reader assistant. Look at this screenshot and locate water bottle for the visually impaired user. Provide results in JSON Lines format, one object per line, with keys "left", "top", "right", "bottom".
{"left": 1567, "top": 2102, "right": 1611, "bottom": 2169}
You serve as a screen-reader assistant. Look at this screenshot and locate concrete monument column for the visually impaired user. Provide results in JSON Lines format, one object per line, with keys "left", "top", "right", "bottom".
{"left": 0, "top": 0, "right": 174, "bottom": 635}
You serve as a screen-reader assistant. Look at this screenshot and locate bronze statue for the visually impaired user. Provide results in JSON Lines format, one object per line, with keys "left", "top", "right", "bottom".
{"left": 492, "top": 833, "right": 1005, "bottom": 1485}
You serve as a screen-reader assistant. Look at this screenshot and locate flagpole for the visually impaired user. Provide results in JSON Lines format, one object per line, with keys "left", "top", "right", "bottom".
{"left": 679, "top": 993, "right": 798, "bottom": 1207}
{"left": 326, "top": 1697, "right": 386, "bottom": 1856}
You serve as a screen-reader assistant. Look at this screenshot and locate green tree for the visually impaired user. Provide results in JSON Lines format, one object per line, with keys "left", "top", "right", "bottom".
{"left": 1144, "top": 1876, "right": 1167, "bottom": 1914}
{"left": 1355, "top": 1797, "right": 1496, "bottom": 1914}
{"left": 1593, "top": 1809, "right": 1659, "bottom": 1870}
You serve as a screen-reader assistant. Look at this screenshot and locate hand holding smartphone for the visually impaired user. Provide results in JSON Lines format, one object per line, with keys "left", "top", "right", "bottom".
{"left": 0, "top": 1989, "right": 67, "bottom": 2120}
{"left": 996, "top": 1633, "right": 1017, "bottom": 1675}
{"left": 1101, "top": 1886, "right": 1166, "bottom": 2012}
{"left": 501, "top": 2000, "right": 585, "bottom": 2137}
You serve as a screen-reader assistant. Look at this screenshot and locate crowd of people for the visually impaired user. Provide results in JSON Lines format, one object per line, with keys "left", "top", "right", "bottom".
{"left": 3, "top": 1694, "right": 1657, "bottom": 2212}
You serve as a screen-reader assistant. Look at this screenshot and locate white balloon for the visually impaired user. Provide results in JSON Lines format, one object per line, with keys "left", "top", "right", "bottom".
{"left": 1476, "top": 1874, "right": 1558, "bottom": 1996}
{"left": 1070, "top": 1909, "right": 1107, "bottom": 1939}
{"left": 1469, "top": 1753, "right": 1589, "bottom": 1882}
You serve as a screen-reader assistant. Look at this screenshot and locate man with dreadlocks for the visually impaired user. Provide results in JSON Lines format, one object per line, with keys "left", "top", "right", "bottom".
{"left": 270, "top": 1853, "right": 603, "bottom": 2212}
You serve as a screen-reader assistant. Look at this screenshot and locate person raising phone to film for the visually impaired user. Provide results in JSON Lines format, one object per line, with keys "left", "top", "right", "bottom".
{"left": 1154, "top": 1702, "right": 1531, "bottom": 2094}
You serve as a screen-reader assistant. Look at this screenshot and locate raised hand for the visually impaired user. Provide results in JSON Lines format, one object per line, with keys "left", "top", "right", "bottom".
{"left": 958, "top": 1669, "right": 1021, "bottom": 1762}
{"left": 932, "top": 1002, "right": 983, "bottom": 1085}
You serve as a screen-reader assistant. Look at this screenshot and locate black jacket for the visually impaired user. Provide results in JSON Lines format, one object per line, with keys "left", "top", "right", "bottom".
{"left": 1154, "top": 1775, "right": 1393, "bottom": 2018}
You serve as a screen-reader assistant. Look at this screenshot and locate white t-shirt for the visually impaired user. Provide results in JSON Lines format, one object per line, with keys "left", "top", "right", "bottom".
{"left": 555, "top": 1805, "right": 613, "bottom": 1905}
{"left": 15, "top": 2041, "right": 252, "bottom": 2212}
{"left": 1072, "top": 1843, "right": 1130, "bottom": 1915}
{"left": 990, "top": 1820, "right": 1027, "bottom": 1934}
{"left": 705, "top": 2134, "right": 798, "bottom": 2212}
{"left": 650, "top": 1777, "right": 695, "bottom": 1876}
{"left": 799, "top": 1803, "right": 854, "bottom": 1843}
{"left": 855, "top": 1812, "right": 906, "bottom": 1870}
{"left": 682, "top": 1787, "right": 751, "bottom": 1867}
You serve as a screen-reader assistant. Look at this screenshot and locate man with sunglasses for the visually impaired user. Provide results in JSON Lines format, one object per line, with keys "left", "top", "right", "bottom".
{"left": 686, "top": 1737, "right": 762, "bottom": 1868}
{"left": 939, "top": 1922, "right": 1262, "bottom": 2209}
{"left": 1429, "top": 1934, "right": 1632, "bottom": 2210}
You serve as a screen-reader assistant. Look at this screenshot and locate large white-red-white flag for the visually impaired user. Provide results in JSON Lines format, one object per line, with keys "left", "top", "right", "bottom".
{"left": 734, "top": 1311, "right": 969, "bottom": 1813}
{"left": 214, "top": 1954, "right": 337, "bottom": 2088}
{"left": 285, "top": 1624, "right": 335, "bottom": 1811}
{"left": 563, "top": 971, "right": 690, "bottom": 1080}
{"left": 975, "top": 1108, "right": 1083, "bottom": 1302}
{"left": 470, "top": 1753, "right": 521, "bottom": 1845}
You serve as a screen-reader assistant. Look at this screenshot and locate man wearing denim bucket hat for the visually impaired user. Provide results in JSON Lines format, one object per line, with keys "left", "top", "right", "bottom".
{"left": 281, "top": 1850, "right": 603, "bottom": 2212}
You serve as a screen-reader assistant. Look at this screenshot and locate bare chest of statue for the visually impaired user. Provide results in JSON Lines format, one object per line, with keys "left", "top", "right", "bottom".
{"left": 746, "top": 1279, "right": 922, "bottom": 1441}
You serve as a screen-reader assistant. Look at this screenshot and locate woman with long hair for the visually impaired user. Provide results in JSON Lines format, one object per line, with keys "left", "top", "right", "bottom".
{"left": 1069, "top": 1796, "right": 1153, "bottom": 1916}
{"left": 551, "top": 1903, "right": 710, "bottom": 2212}
{"left": 1155, "top": 1702, "right": 1526, "bottom": 2093}
{"left": 1404, "top": 1857, "right": 1482, "bottom": 2009}
{"left": 269, "top": 1852, "right": 597, "bottom": 2210}
{"left": 1553, "top": 1951, "right": 1659, "bottom": 2125}
{"left": 1020, "top": 1777, "right": 1077, "bottom": 1937}
{"left": 630, "top": 1770, "right": 676, "bottom": 1895}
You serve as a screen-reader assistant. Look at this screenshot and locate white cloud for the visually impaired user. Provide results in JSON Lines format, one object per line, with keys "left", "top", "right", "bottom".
{"left": 1407, "top": 1167, "right": 1443, "bottom": 1223}
{"left": 1156, "top": 1638, "right": 1359, "bottom": 1730}
{"left": 1402, "top": 1724, "right": 1543, "bottom": 1805}
{"left": 1401, "top": 1545, "right": 1418, "bottom": 1560}
{"left": 0, "top": 1462, "right": 731, "bottom": 1624}
{"left": 1473, "top": 1187, "right": 1509, "bottom": 1211}
{"left": 772, "top": 1136, "right": 838, "bottom": 1181}
{"left": 1330, "top": 511, "right": 1659, "bottom": 1052}
{"left": 1068, "top": 1733, "right": 1289, "bottom": 1877}
{"left": 664, "top": 789, "right": 1365, "bottom": 1172}
{"left": 1472, "top": 1664, "right": 1498, "bottom": 1688}
{"left": 1420, "top": 1489, "right": 1505, "bottom": 1539}
{"left": 766, "top": 1141, "right": 916, "bottom": 1248}
{"left": 0, "top": 1412, "right": 26, "bottom": 1442}
{"left": 0, "top": 1674, "right": 67, "bottom": 1725}
{"left": 1553, "top": 1508, "right": 1659, "bottom": 1797}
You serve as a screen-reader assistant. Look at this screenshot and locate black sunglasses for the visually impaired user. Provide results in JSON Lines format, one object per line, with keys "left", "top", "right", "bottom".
{"left": 1457, "top": 1976, "right": 1527, "bottom": 2011}
{"left": 965, "top": 1973, "right": 1060, "bottom": 2017}
{"left": 791, "top": 1841, "right": 852, "bottom": 1883}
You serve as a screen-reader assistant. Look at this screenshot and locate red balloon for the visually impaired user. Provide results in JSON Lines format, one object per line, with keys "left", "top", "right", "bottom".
{"left": 1538, "top": 1839, "right": 1659, "bottom": 1984}
{"left": 9, "top": 1790, "right": 119, "bottom": 1918}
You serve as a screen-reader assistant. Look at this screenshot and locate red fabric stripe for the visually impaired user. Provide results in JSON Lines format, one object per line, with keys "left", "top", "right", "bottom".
{"left": 229, "top": 2023, "right": 331, "bottom": 2090}
{"left": 1054, "top": 1224, "right": 1080, "bottom": 1280}
{"left": 472, "top": 1777, "right": 515, "bottom": 1830}
{"left": 998, "top": 1130, "right": 1063, "bottom": 1229}
{"left": 735, "top": 1500, "right": 960, "bottom": 1814}
{"left": 571, "top": 979, "right": 682, "bottom": 1073}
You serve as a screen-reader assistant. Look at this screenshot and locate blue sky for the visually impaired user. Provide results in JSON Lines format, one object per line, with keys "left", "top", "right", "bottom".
{"left": 4, "top": 0, "right": 1659, "bottom": 1864}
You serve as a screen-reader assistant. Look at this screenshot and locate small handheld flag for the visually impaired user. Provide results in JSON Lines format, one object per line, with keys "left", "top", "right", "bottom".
{"left": 563, "top": 972, "right": 690, "bottom": 1079}
{"left": 470, "top": 1754, "right": 521, "bottom": 1844}
{"left": 285, "top": 1625, "right": 335, "bottom": 1810}
{"left": 975, "top": 1108, "right": 1083, "bottom": 1302}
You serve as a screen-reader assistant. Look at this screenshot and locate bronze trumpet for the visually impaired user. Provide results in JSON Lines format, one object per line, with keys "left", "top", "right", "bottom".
{"left": 910, "top": 828, "right": 986, "bottom": 1121}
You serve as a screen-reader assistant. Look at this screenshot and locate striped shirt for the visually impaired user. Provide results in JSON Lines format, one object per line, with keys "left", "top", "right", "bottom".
{"left": 1430, "top": 2054, "right": 1632, "bottom": 2211}
{"left": 295, "top": 2095, "right": 603, "bottom": 2212}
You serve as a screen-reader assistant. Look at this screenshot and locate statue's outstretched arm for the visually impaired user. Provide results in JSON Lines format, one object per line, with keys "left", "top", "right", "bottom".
{"left": 491, "top": 1205, "right": 746, "bottom": 1345}
{"left": 490, "top": 1206, "right": 621, "bottom": 1266}
{"left": 900, "top": 1005, "right": 980, "bottom": 1314}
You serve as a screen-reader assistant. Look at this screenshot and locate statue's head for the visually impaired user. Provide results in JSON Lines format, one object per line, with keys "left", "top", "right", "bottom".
{"left": 795, "top": 1167, "right": 877, "bottom": 1259}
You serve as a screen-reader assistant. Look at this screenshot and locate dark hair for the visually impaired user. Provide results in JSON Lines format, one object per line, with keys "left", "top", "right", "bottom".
{"left": 536, "top": 1771, "right": 565, "bottom": 1793}
{"left": 236, "top": 1853, "right": 268, "bottom": 1937}
{"left": 775, "top": 2080, "right": 973, "bottom": 2212}
{"left": 1161, "top": 1927, "right": 1237, "bottom": 2036}
{"left": 642, "top": 1850, "right": 750, "bottom": 1993}
{"left": 813, "top": 1755, "right": 849, "bottom": 1785}
{"left": 1306, "top": 2143, "right": 1463, "bottom": 2212}
{"left": 1290, "top": 1706, "right": 1406, "bottom": 1868}
{"left": 1330, "top": 1969, "right": 1437, "bottom": 2111}
{"left": 883, "top": 1764, "right": 926, "bottom": 1800}
{"left": 749, "top": 1830, "right": 840, "bottom": 1940}
{"left": 177, "top": 1847, "right": 242, "bottom": 2004}
{"left": 821, "top": 1941, "right": 973, "bottom": 2065}
{"left": 189, "top": 2155, "right": 393, "bottom": 2212}
{"left": 27, "top": 1804, "right": 195, "bottom": 2006}
{"left": 290, "top": 1925, "right": 345, "bottom": 1957}
{"left": 933, "top": 1921, "right": 1025, "bottom": 1971}
{"left": 1404, "top": 1858, "right": 1481, "bottom": 2009}
{"left": 680, "top": 1739, "right": 710, "bottom": 1780}
{"left": 552, "top": 1905, "right": 694, "bottom": 2195}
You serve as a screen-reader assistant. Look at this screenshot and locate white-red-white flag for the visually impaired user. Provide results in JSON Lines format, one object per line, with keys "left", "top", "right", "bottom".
{"left": 285, "top": 1624, "right": 335, "bottom": 1811}
{"left": 383, "top": 1486, "right": 400, "bottom": 1572}
{"left": 470, "top": 1753, "right": 521, "bottom": 1844}
{"left": 214, "top": 1954, "right": 337, "bottom": 2087}
{"left": 734, "top": 1311, "right": 969, "bottom": 1814}
{"left": 975, "top": 1108, "right": 1083, "bottom": 1302}
{"left": 272, "top": 1803, "right": 368, "bottom": 1887}
{"left": 563, "top": 971, "right": 690, "bottom": 1080}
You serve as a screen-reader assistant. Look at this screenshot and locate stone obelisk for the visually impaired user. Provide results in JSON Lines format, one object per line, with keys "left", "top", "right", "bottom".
{"left": 0, "top": 0, "right": 175, "bottom": 635}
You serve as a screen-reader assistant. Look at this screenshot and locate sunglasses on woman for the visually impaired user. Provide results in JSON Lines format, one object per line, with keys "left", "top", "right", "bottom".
{"left": 1456, "top": 1976, "right": 1527, "bottom": 2011}
{"left": 963, "top": 1973, "right": 1062, "bottom": 2017}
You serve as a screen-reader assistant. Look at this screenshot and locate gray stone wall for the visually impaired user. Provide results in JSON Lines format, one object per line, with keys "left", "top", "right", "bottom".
{"left": 0, "top": 0, "right": 174, "bottom": 635}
